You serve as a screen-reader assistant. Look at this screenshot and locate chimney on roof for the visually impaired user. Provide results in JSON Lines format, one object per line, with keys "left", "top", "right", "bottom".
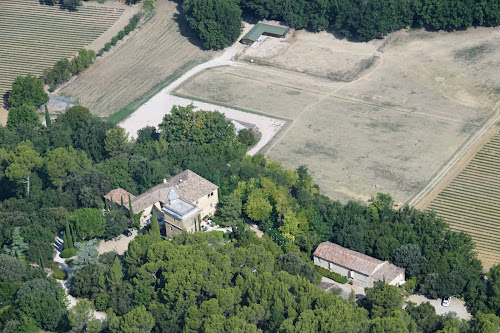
{"left": 163, "top": 178, "right": 167, "bottom": 184}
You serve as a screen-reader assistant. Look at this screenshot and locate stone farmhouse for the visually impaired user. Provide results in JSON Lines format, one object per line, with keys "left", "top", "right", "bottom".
{"left": 313, "top": 242, "right": 405, "bottom": 288}
{"left": 104, "top": 170, "right": 218, "bottom": 238}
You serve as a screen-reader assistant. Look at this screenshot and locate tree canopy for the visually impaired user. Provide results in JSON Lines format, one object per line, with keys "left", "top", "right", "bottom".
{"left": 7, "top": 74, "right": 48, "bottom": 109}
{"left": 182, "top": 0, "right": 243, "bottom": 49}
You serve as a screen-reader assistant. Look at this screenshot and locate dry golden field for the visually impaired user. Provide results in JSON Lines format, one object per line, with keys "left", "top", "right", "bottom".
{"left": 59, "top": 0, "right": 215, "bottom": 122}
{"left": 0, "top": 0, "right": 130, "bottom": 97}
{"left": 175, "top": 28, "right": 500, "bottom": 204}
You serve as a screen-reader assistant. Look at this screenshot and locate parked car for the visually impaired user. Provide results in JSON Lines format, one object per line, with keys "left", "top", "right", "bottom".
{"left": 125, "top": 230, "right": 133, "bottom": 237}
{"left": 441, "top": 297, "right": 451, "bottom": 307}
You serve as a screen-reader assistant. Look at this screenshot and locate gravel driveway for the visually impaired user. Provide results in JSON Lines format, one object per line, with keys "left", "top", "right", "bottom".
{"left": 405, "top": 294, "right": 472, "bottom": 320}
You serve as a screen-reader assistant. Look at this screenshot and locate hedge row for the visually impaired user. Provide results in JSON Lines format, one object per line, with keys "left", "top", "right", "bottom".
{"left": 315, "top": 265, "right": 349, "bottom": 284}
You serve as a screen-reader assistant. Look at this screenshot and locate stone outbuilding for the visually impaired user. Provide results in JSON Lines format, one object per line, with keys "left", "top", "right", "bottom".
{"left": 313, "top": 241, "right": 405, "bottom": 288}
{"left": 104, "top": 170, "right": 218, "bottom": 237}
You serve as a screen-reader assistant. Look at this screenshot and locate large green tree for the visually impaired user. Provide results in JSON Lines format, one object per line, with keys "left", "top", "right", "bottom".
{"left": 45, "top": 146, "right": 91, "bottom": 190}
{"left": 69, "top": 208, "right": 106, "bottom": 240}
{"left": 5, "top": 140, "right": 43, "bottom": 197}
{"left": 8, "top": 74, "right": 48, "bottom": 109}
{"left": 7, "top": 104, "right": 41, "bottom": 130}
{"left": 182, "top": 0, "right": 242, "bottom": 49}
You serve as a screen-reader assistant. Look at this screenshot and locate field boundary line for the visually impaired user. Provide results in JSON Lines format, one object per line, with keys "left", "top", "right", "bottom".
{"left": 263, "top": 55, "right": 386, "bottom": 156}
{"left": 409, "top": 109, "right": 500, "bottom": 209}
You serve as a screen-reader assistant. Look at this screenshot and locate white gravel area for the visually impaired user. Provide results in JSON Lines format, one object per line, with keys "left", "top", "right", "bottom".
{"left": 98, "top": 229, "right": 139, "bottom": 255}
{"left": 119, "top": 47, "right": 286, "bottom": 156}
{"left": 405, "top": 294, "right": 472, "bottom": 320}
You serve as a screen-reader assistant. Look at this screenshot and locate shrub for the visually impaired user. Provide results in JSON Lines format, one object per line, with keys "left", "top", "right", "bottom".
{"left": 95, "top": 292, "right": 110, "bottom": 311}
{"left": 97, "top": 49, "right": 104, "bottom": 56}
{"left": 315, "top": 266, "right": 348, "bottom": 284}
{"left": 111, "top": 37, "right": 118, "bottom": 46}
{"left": 117, "top": 30, "right": 126, "bottom": 40}
{"left": 104, "top": 43, "right": 111, "bottom": 51}
{"left": 61, "top": 247, "right": 78, "bottom": 258}
{"left": 53, "top": 268, "right": 68, "bottom": 280}
{"left": 238, "top": 129, "right": 257, "bottom": 147}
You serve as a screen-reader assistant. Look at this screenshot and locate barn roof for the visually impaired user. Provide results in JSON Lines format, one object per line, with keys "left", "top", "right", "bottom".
{"left": 313, "top": 242, "right": 404, "bottom": 282}
{"left": 242, "top": 23, "right": 288, "bottom": 42}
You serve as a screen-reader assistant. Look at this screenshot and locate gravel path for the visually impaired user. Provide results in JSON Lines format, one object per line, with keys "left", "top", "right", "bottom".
{"left": 53, "top": 237, "right": 107, "bottom": 320}
{"left": 405, "top": 295, "right": 471, "bottom": 320}
{"left": 119, "top": 47, "right": 286, "bottom": 156}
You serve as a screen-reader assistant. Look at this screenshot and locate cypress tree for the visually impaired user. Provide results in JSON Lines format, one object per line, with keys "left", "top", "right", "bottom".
{"left": 120, "top": 196, "right": 124, "bottom": 212}
{"left": 128, "top": 194, "right": 134, "bottom": 218}
{"left": 44, "top": 104, "right": 51, "bottom": 127}
{"left": 65, "top": 221, "right": 73, "bottom": 249}
{"left": 71, "top": 222, "right": 78, "bottom": 245}
{"left": 151, "top": 210, "right": 161, "bottom": 240}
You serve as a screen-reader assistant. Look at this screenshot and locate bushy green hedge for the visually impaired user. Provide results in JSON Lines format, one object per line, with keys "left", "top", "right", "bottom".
{"left": 315, "top": 266, "right": 348, "bottom": 284}
{"left": 61, "top": 247, "right": 78, "bottom": 258}
{"left": 53, "top": 268, "right": 68, "bottom": 280}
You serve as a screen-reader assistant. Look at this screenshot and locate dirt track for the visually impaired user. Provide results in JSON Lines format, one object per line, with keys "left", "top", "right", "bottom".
{"left": 176, "top": 27, "right": 500, "bottom": 204}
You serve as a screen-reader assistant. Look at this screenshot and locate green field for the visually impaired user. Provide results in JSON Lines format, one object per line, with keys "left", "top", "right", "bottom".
{"left": 428, "top": 130, "right": 500, "bottom": 269}
{"left": 0, "top": 0, "right": 124, "bottom": 96}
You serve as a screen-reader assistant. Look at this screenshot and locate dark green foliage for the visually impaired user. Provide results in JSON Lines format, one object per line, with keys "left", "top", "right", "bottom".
{"left": 363, "top": 282, "right": 403, "bottom": 318}
{"left": 58, "top": 105, "right": 91, "bottom": 131}
{"left": 61, "top": 0, "right": 82, "bottom": 10}
{"left": 7, "top": 104, "right": 41, "bottom": 130}
{"left": 61, "top": 247, "right": 78, "bottom": 258}
{"left": 52, "top": 268, "right": 68, "bottom": 280}
{"left": 0, "top": 254, "right": 26, "bottom": 282}
{"left": 117, "top": 30, "right": 126, "bottom": 40}
{"left": 391, "top": 244, "right": 427, "bottom": 278}
{"left": 70, "top": 49, "right": 96, "bottom": 75}
{"left": 487, "top": 263, "right": 500, "bottom": 316}
{"left": 104, "top": 42, "right": 112, "bottom": 51}
{"left": 237, "top": 128, "right": 257, "bottom": 147}
{"left": 182, "top": 0, "right": 243, "bottom": 49}
{"left": 103, "top": 210, "right": 129, "bottom": 240}
{"left": 315, "top": 265, "right": 348, "bottom": 284}
{"left": 44, "top": 104, "right": 51, "bottom": 127}
{"left": 277, "top": 252, "right": 318, "bottom": 283}
{"left": 43, "top": 58, "right": 72, "bottom": 85}
{"left": 62, "top": 170, "right": 113, "bottom": 209}
{"left": 69, "top": 208, "right": 106, "bottom": 239}
{"left": 136, "top": 125, "right": 159, "bottom": 144}
{"left": 238, "top": 0, "right": 500, "bottom": 42}
{"left": 70, "top": 263, "right": 106, "bottom": 298}
{"left": 72, "top": 115, "right": 113, "bottom": 162}
{"left": 25, "top": 240, "right": 54, "bottom": 266}
{"left": 111, "top": 36, "right": 118, "bottom": 46}
{"left": 65, "top": 220, "right": 74, "bottom": 249}
{"left": 150, "top": 209, "right": 161, "bottom": 240}
{"left": 43, "top": 49, "right": 94, "bottom": 86}
{"left": 215, "top": 193, "right": 242, "bottom": 226}
{"left": 15, "top": 278, "right": 67, "bottom": 331}
{"left": 7, "top": 74, "right": 48, "bottom": 109}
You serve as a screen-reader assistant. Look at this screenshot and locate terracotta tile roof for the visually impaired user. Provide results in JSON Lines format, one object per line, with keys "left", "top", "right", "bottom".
{"left": 105, "top": 170, "right": 218, "bottom": 213}
{"left": 313, "top": 242, "right": 404, "bottom": 281}
{"left": 103, "top": 188, "right": 135, "bottom": 206}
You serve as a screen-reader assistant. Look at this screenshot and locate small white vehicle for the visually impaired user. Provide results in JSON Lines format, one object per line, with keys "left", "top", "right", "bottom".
{"left": 441, "top": 297, "right": 451, "bottom": 307}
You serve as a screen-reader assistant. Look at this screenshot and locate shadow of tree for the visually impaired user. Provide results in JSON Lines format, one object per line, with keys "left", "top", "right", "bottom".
{"left": 170, "top": 0, "right": 208, "bottom": 50}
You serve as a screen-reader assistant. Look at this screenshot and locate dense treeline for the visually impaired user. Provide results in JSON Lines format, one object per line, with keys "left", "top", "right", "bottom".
{"left": 43, "top": 49, "right": 96, "bottom": 90}
{"left": 1, "top": 78, "right": 500, "bottom": 331}
{"left": 182, "top": 0, "right": 500, "bottom": 47}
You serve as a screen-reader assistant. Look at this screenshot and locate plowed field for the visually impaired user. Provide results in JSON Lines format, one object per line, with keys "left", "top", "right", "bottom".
{"left": 428, "top": 129, "right": 500, "bottom": 269}
{"left": 0, "top": 0, "right": 127, "bottom": 97}
{"left": 59, "top": 0, "right": 214, "bottom": 120}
